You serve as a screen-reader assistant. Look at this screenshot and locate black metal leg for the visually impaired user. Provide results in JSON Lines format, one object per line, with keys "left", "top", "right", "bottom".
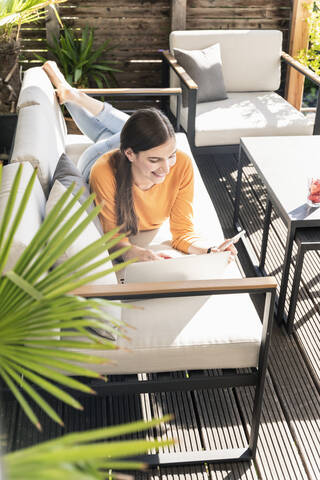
{"left": 259, "top": 198, "right": 272, "bottom": 271}
{"left": 176, "top": 94, "right": 181, "bottom": 132}
{"left": 249, "top": 289, "right": 275, "bottom": 458}
{"left": 313, "top": 88, "right": 320, "bottom": 135}
{"left": 286, "top": 244, "right": 305, "bottom": 335}
{"left": 276, "top": 226, "right": 296, "bottom": 324}
{"left": 233, "top": 148, "right": 246, "bottom": 229}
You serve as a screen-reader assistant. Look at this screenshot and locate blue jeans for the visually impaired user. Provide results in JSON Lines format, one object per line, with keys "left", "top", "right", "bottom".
{"left": 65, "top": 101, "right": 129, "bottom": 181}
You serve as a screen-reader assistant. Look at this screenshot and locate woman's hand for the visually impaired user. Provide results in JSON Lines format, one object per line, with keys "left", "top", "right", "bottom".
{"left": 215, "top": 239, "right": 238, "bottom": 262}
{"left": 123, "top": 245, "right": 171, "bottom": 262}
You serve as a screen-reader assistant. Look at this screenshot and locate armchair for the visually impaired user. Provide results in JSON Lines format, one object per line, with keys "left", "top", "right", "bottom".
{"left": 163, "top": 30, "right": 319, "bottom": 155}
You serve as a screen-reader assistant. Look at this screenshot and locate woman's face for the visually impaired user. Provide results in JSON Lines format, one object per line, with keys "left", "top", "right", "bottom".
{"left": 125, "top": 137, "right": 176, "bottom": 189}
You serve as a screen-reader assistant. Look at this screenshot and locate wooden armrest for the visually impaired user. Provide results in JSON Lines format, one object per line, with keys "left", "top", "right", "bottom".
{"left": 72, "top": 277, "right": 277, "bottom": 300}
{"left": 162, "top": 51, "right": 198, "bottom": 90}
{"left": 281, "top": 51, "right": 320, "bottom": 87}
{"left": 79, "top": 87, "right": 182, "bottom": 96}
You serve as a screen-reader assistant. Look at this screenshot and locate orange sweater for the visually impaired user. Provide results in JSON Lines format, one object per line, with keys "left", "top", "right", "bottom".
{"left": 89, "top": 149, "right": 200, "bottom": 253}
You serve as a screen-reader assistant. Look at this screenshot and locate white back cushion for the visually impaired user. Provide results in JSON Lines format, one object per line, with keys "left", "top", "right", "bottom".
{"left": 0, "top": 163, "right": 46, "bottom": 272}
{"left": 46, "top": 181, "right": 120, "bottom": 336}
{"left": 170, "top": 30, "right": 282, "bottom": 92}
{"left": 17, "top": 67, "right": 67, "bottom": 143}
{"left": 46, "top": 180, "right": 118, "bottom": 286}
{"left": 11, "top": 104, "right": 64, "bottom": 197}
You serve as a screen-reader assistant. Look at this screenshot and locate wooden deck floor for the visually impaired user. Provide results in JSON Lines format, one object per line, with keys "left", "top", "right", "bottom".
{"left": 1, "top": 152, "right": 320, "bottom": 479}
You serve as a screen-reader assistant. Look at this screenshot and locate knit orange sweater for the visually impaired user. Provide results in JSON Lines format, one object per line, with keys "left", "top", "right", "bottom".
{"left": 89, "top": 149, "right": 200, "bottom": 253}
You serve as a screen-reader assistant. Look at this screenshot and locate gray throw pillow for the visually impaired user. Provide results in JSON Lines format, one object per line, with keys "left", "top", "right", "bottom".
{"left": 52, "top": 153, "right": 103, "bottom": 235}
{"left": 173, "top": 43, "right": 228, "bottom": 107}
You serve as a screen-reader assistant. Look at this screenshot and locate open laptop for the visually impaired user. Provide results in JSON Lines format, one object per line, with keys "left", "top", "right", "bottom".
{"left": 124, "top": 251, "right": 230, "bottom": 283}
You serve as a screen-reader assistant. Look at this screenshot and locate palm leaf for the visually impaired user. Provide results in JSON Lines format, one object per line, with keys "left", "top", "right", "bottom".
{"left": 0, "top": 0, "right": 66, "bottom": 40}
{"left": 4, "top": 417, "right": 174, "bottom": 479}
{"left": 0, "top": 165, "right": 132, "bottom": 428}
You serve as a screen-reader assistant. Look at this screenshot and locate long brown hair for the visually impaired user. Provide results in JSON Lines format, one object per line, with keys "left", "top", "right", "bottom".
{"left": 110, "top": 108, "right": 175, "bottom": 235}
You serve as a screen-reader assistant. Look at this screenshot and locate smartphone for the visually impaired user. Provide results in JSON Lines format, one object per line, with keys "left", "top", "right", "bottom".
{"left": 217, "top": 230, "right": 246, "bottom": 251}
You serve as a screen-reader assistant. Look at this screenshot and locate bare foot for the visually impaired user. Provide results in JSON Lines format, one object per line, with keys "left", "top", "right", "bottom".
{"left": 42, "top": 61, "right": 68, "bottom": 88}
{"left": 42, "top": 61, "right": 81, "bottom": 105}
{"left": 55, "top": 84, "right": 82, "bottom": 105}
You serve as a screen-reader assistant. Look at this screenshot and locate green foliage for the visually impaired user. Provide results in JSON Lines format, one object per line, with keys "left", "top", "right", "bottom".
{"left": 36, "top": 25, "right": 121, "bottom": 88}
{"left": 297, "top": 1, "right": 320, "bottom": 76}
{"left": 0, "top": 163, "right": 134, "bottom": 430}
{"left": 4, "top": 417, "right": 173, "bottom": 479}
{"left": 0, "top": 0, "right": 64, "bottom": 41}
{"left": 0, "top": 164, "right": 175, "bottom": 477}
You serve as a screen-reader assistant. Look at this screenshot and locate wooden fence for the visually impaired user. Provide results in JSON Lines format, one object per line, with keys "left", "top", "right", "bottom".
{"left": 20, "top": 0, "right": 292, "bottom": 88}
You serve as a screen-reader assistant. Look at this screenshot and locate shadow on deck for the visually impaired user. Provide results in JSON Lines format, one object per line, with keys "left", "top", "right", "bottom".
{"left": 1, "top": 152, "right": 319, "bottom": 480}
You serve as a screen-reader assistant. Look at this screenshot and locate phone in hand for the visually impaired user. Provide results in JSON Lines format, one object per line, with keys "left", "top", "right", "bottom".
{"left": 217, "top": 230, "right": 246, "bottom": 251}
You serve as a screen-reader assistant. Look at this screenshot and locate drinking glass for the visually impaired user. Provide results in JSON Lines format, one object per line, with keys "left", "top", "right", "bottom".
{"left": 307, "top": 177, "right": 320, "bottom": 207}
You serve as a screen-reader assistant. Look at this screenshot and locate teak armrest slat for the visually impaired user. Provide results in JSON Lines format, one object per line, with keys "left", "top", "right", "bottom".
{"left": 281, "top": 51, "right": 320, "bottom": 87}
{"left": 79, "top": 87, "right": 182, "bottom": 95}
{"left": 162, "top": 51, "right": 198, "bottom": 90}
{"left": 72, "top": 277, "right": 277, "bottom": 300}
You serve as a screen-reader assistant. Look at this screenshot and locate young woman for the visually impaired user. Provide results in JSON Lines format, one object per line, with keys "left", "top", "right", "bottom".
{"left": 43, "top": 61, "right": 237, "bottom": 262}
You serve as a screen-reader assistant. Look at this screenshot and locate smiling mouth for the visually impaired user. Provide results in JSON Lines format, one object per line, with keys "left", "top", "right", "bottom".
{"left": 152, "top": 171, "right": 166, "bottom": 178}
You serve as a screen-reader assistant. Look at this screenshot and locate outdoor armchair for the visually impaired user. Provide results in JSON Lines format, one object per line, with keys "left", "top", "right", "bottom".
{"left": 163, "top": 30, "right": 319, "bottom": 154}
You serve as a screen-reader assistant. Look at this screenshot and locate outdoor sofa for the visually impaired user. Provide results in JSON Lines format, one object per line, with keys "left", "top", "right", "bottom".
{"left": 1, "top": 66, "right": 277, "bottom": 465}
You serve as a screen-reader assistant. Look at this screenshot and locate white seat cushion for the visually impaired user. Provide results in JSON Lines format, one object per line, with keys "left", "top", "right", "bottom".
{"left": 79, "top": 259, "right": 262, "bottom": 374}
{"left": 65, "top": 134, "right": 93, "bottom": 166}
{"left": 63, "top": 130, "right": 261, "bottom": 375}
{"left": 0, "top": 163, "right": 45, "bottom": 272}
{"left": 179, "top": 92, "right": 313, "bottom": 147}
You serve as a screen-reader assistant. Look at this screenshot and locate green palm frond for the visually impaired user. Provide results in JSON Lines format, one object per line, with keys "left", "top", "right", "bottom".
{"left": 0, "top": 163, "right": 133, "bottom": 429}
{"left": 4, "top": 417, "right": 174, "bottom": 479}
{"left": 0, "top": 0, "right": 66, "bottom": 40}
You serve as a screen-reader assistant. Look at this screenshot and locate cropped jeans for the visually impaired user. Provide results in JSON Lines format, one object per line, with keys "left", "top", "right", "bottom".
{"left": 65, "top": 101, "right": 129, "bottom": 181}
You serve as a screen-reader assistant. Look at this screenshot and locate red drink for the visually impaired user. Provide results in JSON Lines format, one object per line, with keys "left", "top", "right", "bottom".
{"left": 307, "top": 177, "right": 320, "bottom": 207}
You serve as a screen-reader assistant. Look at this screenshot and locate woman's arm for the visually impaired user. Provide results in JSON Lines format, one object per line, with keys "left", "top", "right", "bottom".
{"left": 170, "top": 153, "right": 237, "bottom": 258}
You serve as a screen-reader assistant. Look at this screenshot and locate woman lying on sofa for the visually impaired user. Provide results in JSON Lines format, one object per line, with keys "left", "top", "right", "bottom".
{"left": 43, "top": 61, "right": 237, "bottom": 262}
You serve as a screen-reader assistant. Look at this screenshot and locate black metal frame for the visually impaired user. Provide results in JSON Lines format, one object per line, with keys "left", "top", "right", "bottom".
{"left": 76, "top": 279, "right": 276, "bottom": 466}
{"left": 233, "top": 140, "right": 320, "bottom": 334}
{"left": 286, "top": 229, "right": 320, "bottom": 334}
{"left": 162, "top": 50, "right": 320, "bottom": 156}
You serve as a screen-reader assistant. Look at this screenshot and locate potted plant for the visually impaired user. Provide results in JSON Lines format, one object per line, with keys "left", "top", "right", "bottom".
{"left": 0, "top": 0, "right": 65, "bottom": 160}
{"left": 0, "top": 0, "right": 65, "bottom": 113}
{"left": 35, "top": 25, "right": 121, "bottom": 134}
{"left": 0, "top": 164, "right": 172, "bottom": 478}
{"left": 36, "top": 25, "right": 121, "bottom": 89}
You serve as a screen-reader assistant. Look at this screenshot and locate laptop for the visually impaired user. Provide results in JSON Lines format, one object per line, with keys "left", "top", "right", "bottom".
{"left": 124, "top": 251, "right": 230, "bottom": 283}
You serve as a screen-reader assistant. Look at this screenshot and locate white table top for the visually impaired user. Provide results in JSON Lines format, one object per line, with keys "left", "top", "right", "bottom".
{"left": 240, "top": 136, "right": 320, "bottom": 227}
